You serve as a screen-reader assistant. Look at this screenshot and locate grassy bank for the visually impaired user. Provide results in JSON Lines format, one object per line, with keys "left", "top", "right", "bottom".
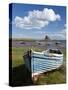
{"left": 11, "top": 46, "right": 66, "bottom": 85}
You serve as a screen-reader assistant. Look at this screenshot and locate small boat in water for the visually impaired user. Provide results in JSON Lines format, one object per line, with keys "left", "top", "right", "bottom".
{"left": 24, "top": 49, "right": 63, "bottom": 77}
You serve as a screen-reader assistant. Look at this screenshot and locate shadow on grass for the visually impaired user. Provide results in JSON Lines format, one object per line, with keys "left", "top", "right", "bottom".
{"left": 11, "top": 64, "right": 33, "bottom": 86}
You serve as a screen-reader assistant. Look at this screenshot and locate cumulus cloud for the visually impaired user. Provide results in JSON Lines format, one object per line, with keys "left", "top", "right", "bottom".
{"left": 13, "top": 8, "right": 61, "bottom": 29}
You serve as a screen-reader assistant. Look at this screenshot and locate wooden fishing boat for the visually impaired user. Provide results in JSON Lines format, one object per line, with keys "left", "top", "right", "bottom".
{"left": 24, "top": 49, "right": 63, "bottom": 77}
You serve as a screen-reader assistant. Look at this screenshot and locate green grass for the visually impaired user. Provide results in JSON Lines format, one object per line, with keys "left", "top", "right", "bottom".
{"left": 11, "top": 46, "right": 66, "bottom": 85}
{"left": 36, "top": 67, "right": 66, "bottom": 85}
{"left": 12, "top": 47, "right": 26, "bottom": 68}
{"left": 12, "top": 46, "right": 44, "bottom": 68}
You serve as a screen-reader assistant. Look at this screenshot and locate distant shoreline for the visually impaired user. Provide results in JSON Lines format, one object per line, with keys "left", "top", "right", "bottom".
{"left": 9, "top": 38, "right": 66, "bottom": 41}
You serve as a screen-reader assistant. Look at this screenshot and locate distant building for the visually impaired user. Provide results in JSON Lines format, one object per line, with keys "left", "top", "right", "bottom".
{"left": 44, "top": 35, "right": 51, "bottom": 41}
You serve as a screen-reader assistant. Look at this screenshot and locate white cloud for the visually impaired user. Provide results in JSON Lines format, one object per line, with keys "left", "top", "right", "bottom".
{"left": 13, "top": 8, "right": 61, "bottom": 29}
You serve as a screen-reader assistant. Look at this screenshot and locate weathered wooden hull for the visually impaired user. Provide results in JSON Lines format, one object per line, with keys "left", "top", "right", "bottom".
{"left": 24, "top": 49, "right": 63, "bottom": 76}
{"left": 31, "top": 52, "right": 63, "bottom": 76}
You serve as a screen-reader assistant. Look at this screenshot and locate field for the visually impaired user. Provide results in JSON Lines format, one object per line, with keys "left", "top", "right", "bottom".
{"left": 11, "top": 39, "right": 66, "bottom": 86}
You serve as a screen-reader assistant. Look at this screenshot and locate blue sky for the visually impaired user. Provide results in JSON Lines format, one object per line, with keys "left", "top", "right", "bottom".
{"left": 10, "top": 3, "right": 66, "bottom": 40}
